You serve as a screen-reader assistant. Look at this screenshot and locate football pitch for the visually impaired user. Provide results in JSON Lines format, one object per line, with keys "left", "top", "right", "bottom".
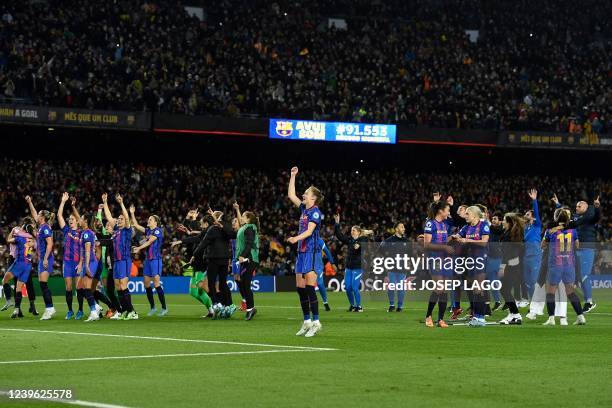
{"left": 1, "top": 292, "right": 611, "bottom": 408}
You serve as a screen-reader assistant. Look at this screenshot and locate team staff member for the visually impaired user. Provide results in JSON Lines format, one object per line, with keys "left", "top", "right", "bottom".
{"left": 333, "top": 214, "right": 373, "bottom": 312}
{"left": 380, "top": 222, "right": 409, "bottom": 313}
{"left": 173, "top": 216, "right": 213, "bottom": 316}
{"left": 193, "top": 210, "right": 237, "bottom": 318}
{"left": 553, "top": 194, "right": 601, "bottom": 313}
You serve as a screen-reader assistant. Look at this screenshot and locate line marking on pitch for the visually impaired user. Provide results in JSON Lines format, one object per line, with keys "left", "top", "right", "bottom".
{"left": 132, "top": 303, "right": 302, "bottom": 309}
{"left": 0, "top": 328, "right": 338, "bottom": 351}
{"left": 0, "top": 390, "right": 132, "bottom": 408}
{"left": 0, "top": 349, "right": 316, "bottom": 365}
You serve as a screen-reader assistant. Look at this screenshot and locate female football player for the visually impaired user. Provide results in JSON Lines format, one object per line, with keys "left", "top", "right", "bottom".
{"left": 102, "top": 193, "right": 137, "bottom": 320}
{"left": 287, "top": 166, "right": 324, "bottom": 337}
{"left": 130, "top": 205, "right": 167, "bottom": 317}
{"left": 58, "top": 192, "right": 81, "bottom": 319}
{"left": 25, "top": 195, "right": 56, "bottom": 320}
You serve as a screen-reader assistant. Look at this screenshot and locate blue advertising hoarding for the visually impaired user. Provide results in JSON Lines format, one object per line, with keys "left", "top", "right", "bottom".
{"left": 269, "top": 119, "right": 396, "bottom": 144}
{"left": 125, "top": 276, "right": 276, "bottom": 294}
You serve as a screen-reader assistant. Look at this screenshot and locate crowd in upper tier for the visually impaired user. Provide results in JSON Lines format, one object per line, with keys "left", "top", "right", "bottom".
{"left": 1, "top": 0, "right": 610, "bottom": 133}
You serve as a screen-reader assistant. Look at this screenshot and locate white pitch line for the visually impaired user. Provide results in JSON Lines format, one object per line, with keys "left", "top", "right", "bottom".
{"left": 132, "top": 303, "right": 301, "bottom": 309}
{"left": 0, "top": 349, "right": 312, "bottom": 365}
{"left": 0, "top": 328, "right": 337, "bottom": 351}
{"left": 0, "top": 390, "right": 132, "bottom": 408}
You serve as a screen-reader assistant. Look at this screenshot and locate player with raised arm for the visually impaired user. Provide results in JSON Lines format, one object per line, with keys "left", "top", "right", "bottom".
{"left": 102, "top": 193, "right": 138, "bottom": 320}
{"left": 423, "top": 201, "right": 454, "bottom": 328}
{"left": 96, "top": 204, "right": 121, "bottom": 318}
{"left": 25, "top": 195, "right": 56, "bottom": 320}
{"left": 522, "top": 189, "right": 543, "bottom": 307}
{"left": 72, "top": 199, "right": 113, "bottom": 317}
{"left": 130, "top": 205, "right": 168, "bottom": 317}
{"left": 287, "top": 166, "right": 324, "bottom": 337}
{"left": 542, "top": 208, "right": 586, "bottom": 326}
{"left": 552, "top": 193, "right": 601, "bottom": 313}
{"left": 2, "top": 224, "right": 36, "bottom": 319}
{"left": 57, "top": 192, "right": 82, "bottom": 319}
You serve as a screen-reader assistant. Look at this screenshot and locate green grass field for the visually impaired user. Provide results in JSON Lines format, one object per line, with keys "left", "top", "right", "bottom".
{"left": 1, "top": 292, "right": 611, "bottom": 408}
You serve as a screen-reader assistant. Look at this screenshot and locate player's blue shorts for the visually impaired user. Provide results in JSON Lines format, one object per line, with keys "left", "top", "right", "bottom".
{"left": 547, "top": 264, "right": 575, "bottom": 285}
{"left": 113, "top": 260, "right": 132, "bottom": 280}
{"left": 79, "top": 261, "right": 99, "bottom": 279}
{"left": 144, "top": 259, "right": 162, "bottom": 277}
{"left": 38, "top": 255, "right": 54, "bottom": 274}
{"left": 465, "top": 256, "right": 487, "bottom": 278}
{"left": 63, "top": 260, "right": 79, "bottom": 278}
{"left": 9, "top": 261, "right": 32, "bottom": 282}
{"left": 296, "top": 251, "right": 322, "bottom": 275}
{"left": 429, "top": 264, "right": 453, "bottom": 278}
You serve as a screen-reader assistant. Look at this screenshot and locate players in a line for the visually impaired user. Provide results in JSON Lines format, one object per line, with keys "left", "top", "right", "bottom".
{"left": 541, "top": 208, "right": 586, "bottom": 325}
{"left": 58, "top": 192, "right": 83, "bottom": 320}
{"left": 102, "top": 193, "right": 138, "bottom": 320}
{"left": 25, "top": 195, "right": 57, "bottom": 320}
{"left": 287, "top": 166, "right": 323, "bottom": 337}
{"left": 72, "top": 198, "right": 115, "bottom": 318}
{"left": 423, "top": 201, "right": 454, "bottom": 328}
{"left": 2, "top": 224, "right": 36, "bottom": 318}
{"left": 333, "top": 214, "right": 372, "bottom": 312}
{"left": 130, "top": 205, "right": 168, "bottom": 317}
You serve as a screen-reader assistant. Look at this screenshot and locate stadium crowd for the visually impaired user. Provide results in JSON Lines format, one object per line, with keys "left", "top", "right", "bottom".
{"left": 0, "top": 0, "right": 610, "bottom": 133}
{"left": 0, "top": 158, "right": 610, "bottom": 276}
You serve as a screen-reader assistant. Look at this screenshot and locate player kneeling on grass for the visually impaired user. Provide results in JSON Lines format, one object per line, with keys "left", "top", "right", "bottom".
{"left": 3, "top": 224, "right": 35, "bottom": 319}
{"left": 287, "top": 166, "right": 323, "bottom": 337}
{"left": 542, "top": 209, "right": 586, "bottom": 326}
{"left": 130, "top": 206, "right": 168, "bottom": 317}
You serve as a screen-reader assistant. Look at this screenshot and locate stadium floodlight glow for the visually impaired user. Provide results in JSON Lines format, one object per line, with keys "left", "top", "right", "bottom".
{"left": 269, "top": 119, "right": 396, "bottom": 144}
